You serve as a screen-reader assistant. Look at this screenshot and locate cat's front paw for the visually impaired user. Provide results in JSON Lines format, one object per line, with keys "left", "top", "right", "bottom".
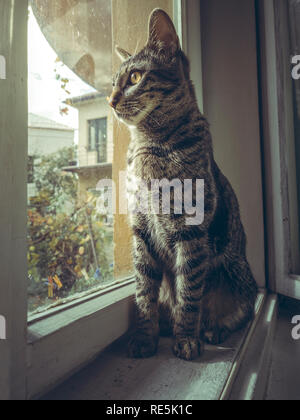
{"left": 127, "top": 333, "right": 159, "bottom": 359}
{"left": 173, "top": 336, "right": 203, "bottom": 361}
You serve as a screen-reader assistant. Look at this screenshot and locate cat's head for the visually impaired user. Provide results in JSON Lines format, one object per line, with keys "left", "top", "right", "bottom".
{"left": 108, "top": 9, "right": 193, "bottom": 129}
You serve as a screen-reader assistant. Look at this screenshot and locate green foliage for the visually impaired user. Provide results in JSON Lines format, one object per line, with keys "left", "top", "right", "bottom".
{"left": 28, "top": 147, "right": 113, "bottom": 313}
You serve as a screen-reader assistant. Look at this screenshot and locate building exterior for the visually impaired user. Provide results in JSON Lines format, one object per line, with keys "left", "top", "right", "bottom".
{"left": 65, "top": 93, "right": 113, "bottom": 204}
{"left": 28, "top": 113, "right": 75, "bottom": 198}
{"left": 67, "top": 92, "right": 113, "bottom": 166}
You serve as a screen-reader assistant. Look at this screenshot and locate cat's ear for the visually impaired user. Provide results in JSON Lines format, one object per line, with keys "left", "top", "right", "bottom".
{"left": 115, "top": 45, "right": 131, "bottom": 62}
{"left": 147, "top": 9, "right": 180, "bottom": 53}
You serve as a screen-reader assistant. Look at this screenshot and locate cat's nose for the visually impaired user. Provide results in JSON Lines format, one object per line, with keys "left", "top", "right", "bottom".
{"left": 107, "top": 88, "right": 122, "bottom": 109}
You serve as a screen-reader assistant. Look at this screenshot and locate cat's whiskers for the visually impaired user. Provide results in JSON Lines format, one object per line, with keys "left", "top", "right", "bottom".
{"left": 127, "top": 100, "right": 164, "bottom": 123}
{"left": 132, "top": 105, "right": 161, "bottom": 127}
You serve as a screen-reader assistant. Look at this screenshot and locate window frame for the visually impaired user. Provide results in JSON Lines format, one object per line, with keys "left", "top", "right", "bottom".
{"left": 258, "top": 0, "right": 300, "bottom": 299}
{"left": 0, "top": 0, "right": 28, "bottom": 400}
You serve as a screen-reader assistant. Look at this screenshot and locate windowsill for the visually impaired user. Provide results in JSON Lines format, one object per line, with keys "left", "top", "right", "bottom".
{"left": 27, "top": 285, "right": 271, "bottom": 400}
{"left": 28, "top": 277, "right": 135, "bottom": 325}
{"left": 42, "top": 335, "right": 248, "bottom": 400}
{"left": 39, "top": 291, "right": 272, "bottom": 401}
{"left": 27, "top": 279, "right": 136, "bottom": 399}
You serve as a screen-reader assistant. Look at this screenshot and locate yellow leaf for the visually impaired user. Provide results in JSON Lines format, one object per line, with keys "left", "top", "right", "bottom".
{"left": 53, "top": 275, "right": 63, "bottom": 290}
{"left": 74, "top": 265, "right": 82, "bottom": 275}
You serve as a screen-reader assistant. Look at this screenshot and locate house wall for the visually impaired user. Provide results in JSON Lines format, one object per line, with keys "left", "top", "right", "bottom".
{"left": 201, "top": 0, "right": 266, "bottom": 288}
{"left": 28, "top": 127, "right": 75, "bottom": 199}
{"left": 28, "top": 127, "right": 74, "bottom": 157}
{"left": 77, "top": 98, "right": 113, "bottom": 166}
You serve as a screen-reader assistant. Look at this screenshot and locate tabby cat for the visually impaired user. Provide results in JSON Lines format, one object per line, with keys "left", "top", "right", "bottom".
{"left": 108, "top": 9, "right": 258, "bottom": 361}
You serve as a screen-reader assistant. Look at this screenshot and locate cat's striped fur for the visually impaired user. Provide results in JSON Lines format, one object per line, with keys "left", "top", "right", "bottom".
{"left": 109, "top": 9, "right": 258, "bottom": 360}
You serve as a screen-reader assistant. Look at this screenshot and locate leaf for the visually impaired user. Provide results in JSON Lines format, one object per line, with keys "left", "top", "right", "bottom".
{"left": 60, "top": 107, "right": 69, "bottom": 116}
{"left": 74, "top": 265, "right": 82, "bottom": 275}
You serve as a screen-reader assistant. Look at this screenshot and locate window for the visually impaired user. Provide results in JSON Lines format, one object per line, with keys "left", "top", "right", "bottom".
{"left": 0, "top": 0, "right": 178, "bottom": 400}
{"left": 25, "top": 0, "right": 175, "bottom": 398}
{"left": 88, "top": 118, "right": 107, "bottom": 163}
{"left": 2, "top": 0, "right": 269, "bottom": 401}
{"left": 27, "top": 1, "right": 115, "bottom": 316}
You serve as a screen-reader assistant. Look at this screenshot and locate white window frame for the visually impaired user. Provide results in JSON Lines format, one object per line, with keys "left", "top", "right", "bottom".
{"left": 0, "top": 0, "right": 200, "bottom": 400}
{"left": 259, "top": 0, "right": 300, "bottom": 299}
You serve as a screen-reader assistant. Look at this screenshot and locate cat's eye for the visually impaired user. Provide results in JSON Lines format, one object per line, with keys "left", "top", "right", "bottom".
{"left": 130, "top": 71, "right": 142, "bottom": 85}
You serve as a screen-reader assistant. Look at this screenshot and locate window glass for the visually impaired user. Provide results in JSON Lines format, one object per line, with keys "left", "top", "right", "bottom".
{"left": 88, "top": 118, "right": 107, "bottom": 163}
{"left": 27, "top": 0, "right": 174, "bottom": 315}
{"left": 28, "top": 0, "right": 114, "bottom": 315}
{"left": 89, "top": 123, "right": 97, "bottom": 151}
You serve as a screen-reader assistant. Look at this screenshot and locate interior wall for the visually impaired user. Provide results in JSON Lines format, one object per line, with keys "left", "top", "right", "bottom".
{"left": 201, "top": 0, "right": 266, "bottom": 288}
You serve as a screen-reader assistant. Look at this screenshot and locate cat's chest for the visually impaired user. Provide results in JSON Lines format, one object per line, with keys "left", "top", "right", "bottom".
{"left": 126, "top": 155, "right": 155, "bottom": 217}
{"left": 126, "top": 146, "right": 167, "bottom": 210}
{"left": 128, "top": 150, "right": 167, "bottom": 181}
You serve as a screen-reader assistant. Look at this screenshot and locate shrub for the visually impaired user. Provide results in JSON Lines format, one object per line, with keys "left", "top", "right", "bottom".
{"left": 27, "top": 148, "right": 113, "bottom": 313}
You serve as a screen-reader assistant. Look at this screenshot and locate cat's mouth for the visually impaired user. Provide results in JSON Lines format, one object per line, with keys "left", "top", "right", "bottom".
{"left": 114, "top": 109, "right": 133, "bottom": 122}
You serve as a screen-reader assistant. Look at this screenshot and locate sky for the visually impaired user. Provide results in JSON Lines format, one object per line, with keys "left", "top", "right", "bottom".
{"left": 28, "top": 7, "right": 95, "bottom": 131}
